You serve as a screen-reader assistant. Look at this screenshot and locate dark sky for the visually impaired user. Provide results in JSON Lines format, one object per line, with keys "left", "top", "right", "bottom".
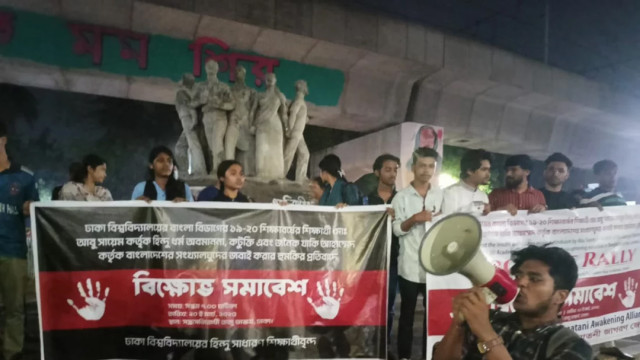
{"left": 355, "top": 0, "right": 640, "bottom": 97}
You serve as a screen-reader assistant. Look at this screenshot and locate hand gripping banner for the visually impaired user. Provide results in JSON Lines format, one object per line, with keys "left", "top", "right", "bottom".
{"left": 31, "top": 202, "right": 390, "bottom": 360}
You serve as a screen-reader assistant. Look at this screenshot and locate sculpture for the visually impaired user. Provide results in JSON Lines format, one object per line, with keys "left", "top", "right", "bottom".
{"left": 283, "top": 80, "right": 310, "bottom": 182}
{"left": 198, "top": 60, "right": 235, "bottom": 173}
{"left": 225, "top": 65, "right": 257, "bottom": 176}
{"left": 252, "top": 73, "right": 288, "bottom": 180}
{"left": 173, "top": 63, "right": 314, "bottom": 183}
{"left": 174, "top": 73, "right": 207, "bottom": 175}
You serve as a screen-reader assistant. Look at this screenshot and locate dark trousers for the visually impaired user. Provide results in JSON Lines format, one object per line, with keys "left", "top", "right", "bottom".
{"left": 397, "top": 276, "right": 426, "bottom": 359}
{"left": 387, "top": 263, "right": 398, "bottom": 343}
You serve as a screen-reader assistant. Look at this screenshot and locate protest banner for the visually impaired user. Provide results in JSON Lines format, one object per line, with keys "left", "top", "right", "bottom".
{"left": 31, "top": 202, "right": 389, "bottom": 359}
{"left": 426, "top": 206, "right": 640, "bottom": 359}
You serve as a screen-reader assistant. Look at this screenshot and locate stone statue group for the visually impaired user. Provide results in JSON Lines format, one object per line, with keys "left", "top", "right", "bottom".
{"left": 174, "top": 60, "right": 309, "bottom": 182}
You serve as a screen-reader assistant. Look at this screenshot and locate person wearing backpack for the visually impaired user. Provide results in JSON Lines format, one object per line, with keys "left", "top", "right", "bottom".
{"left": 433, "top": 245, "right": 592, "bottom": 360}
{"left": 317, "top": 154, "right": 362, "bottom": 206}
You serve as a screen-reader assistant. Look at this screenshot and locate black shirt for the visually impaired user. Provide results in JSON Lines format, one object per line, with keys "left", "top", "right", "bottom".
{"left": 366, "top": 188, "right": 399, "bottom": 267}
{"left": 213, "top": 191, "right": 249, "bottom": 202}
{"left": 539, "top": 188, "right": 576, "bottom": 210}
{"left": 367, "top": 188, "right": 396, "bottom": 205}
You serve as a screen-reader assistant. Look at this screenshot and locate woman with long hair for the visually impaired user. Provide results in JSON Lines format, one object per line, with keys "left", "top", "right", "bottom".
{"left": 59, "top": 154, "right": 112, "bottom": 201}
{"left": 131, "top": 146, "right": 193, "bottom": 202}
{"left": 318, "top": 154, "right": 360, "bottom": 206}
{"left": 202, "top": 160, "right": 249, "bottom": 202}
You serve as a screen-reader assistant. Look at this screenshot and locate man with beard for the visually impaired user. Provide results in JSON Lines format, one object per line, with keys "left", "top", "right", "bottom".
{"left": 365, "top": 154, "right": 400, "bottom": 344}
{"left": 442, "top": 149, "right": 493, "bottom": 215}
{"left": 489, "top": 155, "right": 546, "bottom": 215}
{"left": 367, "top": 154, "right": 399, "bottom": 206}
{"left": 432, "top": 245, "right": 592, "bottom": 360}
{"left": 539, "top": 153, "right": 577, "bottom": 210}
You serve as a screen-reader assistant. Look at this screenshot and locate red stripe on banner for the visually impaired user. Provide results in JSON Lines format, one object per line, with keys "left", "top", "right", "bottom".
{"left": 39, "top": 269, "right": 387, "bottom": 331}
{"left": 428, "top": 289, "right": 464, "bottom": 336}
{"left": 427, "top": 269, "right": 640, "bottom": 336}
{"left": 561, "top": 269, "right": 640, "bottom": 321}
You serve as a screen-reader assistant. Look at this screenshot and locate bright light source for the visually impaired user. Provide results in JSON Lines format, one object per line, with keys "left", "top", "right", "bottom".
{"left": 438, "top": 173, "right": 459, "bottom": 188}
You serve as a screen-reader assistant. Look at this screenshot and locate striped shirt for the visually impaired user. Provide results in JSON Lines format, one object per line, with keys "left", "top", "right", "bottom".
{"left": 489, "top": 187, "right": 546, "bottom": 211}
{"left": 0, "top": 163, "right": 39, "bottom": 258}
{"left": 462, "top": 310, "right": 592, "bottom": 360}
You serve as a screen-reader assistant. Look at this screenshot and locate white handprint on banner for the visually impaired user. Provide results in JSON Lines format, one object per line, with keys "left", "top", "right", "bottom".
{"left": 67, "top": 279, "right": 110, "bottom": 321}
{"left": 618, "top": 277, "right": 638, "bottom": 309}
{"left": 307, "top": 279, "right": 344, "bottom": 320}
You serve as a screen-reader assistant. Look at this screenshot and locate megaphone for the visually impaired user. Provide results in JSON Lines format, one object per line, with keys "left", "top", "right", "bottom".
{"left": 418, "top": 213, "right": 518, "bottom": 304}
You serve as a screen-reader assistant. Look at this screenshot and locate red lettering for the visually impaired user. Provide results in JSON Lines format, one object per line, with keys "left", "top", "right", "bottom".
{"left": 583, "top": 252, "right": 596, "bottom": 267}
{"left": 597, "top": 253, "right": 610, "bottom": 266}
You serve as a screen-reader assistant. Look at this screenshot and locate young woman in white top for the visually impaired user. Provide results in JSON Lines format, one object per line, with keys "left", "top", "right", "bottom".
{"left": 59, "top": 154, "right": 112, "bottom": 201}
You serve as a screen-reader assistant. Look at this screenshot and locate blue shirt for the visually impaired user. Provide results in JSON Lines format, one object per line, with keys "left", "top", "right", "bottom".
{"left": 319, "top": 178, "right": 361, "bottom": 206}
{"left": 196, "top": 186, "right": 219, "bottom": 201}
{"left": 0, "top": 164, "right": 39, "bottom": 258}
{"left": 131, "top": 181, "right": 194, "bottom": 202}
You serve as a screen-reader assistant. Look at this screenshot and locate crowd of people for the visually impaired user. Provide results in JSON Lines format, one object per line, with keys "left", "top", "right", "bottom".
{"left": 0, "top": 118, "right": 626, "bottom": 360}
{"left": 361, "top": 147, "right": 613, "bottom": 360}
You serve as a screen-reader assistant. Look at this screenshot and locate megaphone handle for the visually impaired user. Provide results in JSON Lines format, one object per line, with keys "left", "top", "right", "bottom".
{"left": 455, "top": 288, "right": 496, "bottom": 323}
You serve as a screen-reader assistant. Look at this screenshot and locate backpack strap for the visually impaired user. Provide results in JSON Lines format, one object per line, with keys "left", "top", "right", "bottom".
{"left": 143, "top": 180, "right": 157, "bottom": 200}
{"left": 165, "top": 179, "right": 186, "bottom": 201}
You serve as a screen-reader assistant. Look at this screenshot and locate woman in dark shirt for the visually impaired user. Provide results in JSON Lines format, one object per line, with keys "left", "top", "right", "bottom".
{"left": 131, "top": 146, "right": 192, "bottom": 202}
{"left": 317, "top": 154, "right": 360, "bottom": 206}
{"left": 210, "top": 160, "right": 250, "bottom": 202}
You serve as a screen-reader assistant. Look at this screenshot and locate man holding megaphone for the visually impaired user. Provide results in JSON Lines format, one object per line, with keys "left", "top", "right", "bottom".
{"left": 432, "top": 245, "right": 592, "bottom": 360}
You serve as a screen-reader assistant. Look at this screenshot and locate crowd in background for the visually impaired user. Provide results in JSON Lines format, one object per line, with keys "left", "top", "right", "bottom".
{"left": 0, "top": 119, "right": 623, "bottom": 360}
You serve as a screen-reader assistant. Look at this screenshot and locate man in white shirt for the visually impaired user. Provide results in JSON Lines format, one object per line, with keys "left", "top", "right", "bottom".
{"left": 442, "top": 149, "right": 492, "bottom": 215}
{"left": 391, "top": 147, "right": 443, "bottom": 360}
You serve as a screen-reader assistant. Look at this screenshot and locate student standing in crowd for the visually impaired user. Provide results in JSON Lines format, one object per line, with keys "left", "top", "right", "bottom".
{"left": 391, "top": 147, "right": 443, "bottom": 360}
{"left": 366, "top": 154, "right": 399, "bottom": 206}
{"left": 433, "top": 245, "right": 592, "bottom": 360}
{"left": 580, "top": 160, "right": 627, "bottom": 207}
{"left": 317, "top": 154, "right": 361, "bottom": 206}
{"left": 131, "top": 146, "right": 193, "bottom": 202}
{"left": 442, "top": 149, "right": 492, "bottom": 215}
{"left": 59, "top": 154, "right": 112, "bottom": 201}
{"left": 208, "top": 160, "right": 249, "bottom": 202}
{"left": 539, "top": 152, "right": 577, "bottom": 210}
{"left": 364, "top": 154, "right": 400, "bottom": 344}
{"left": 489, "top": 154, "right": 546, "bottom": 215}
{"left": 0, "top": 122, "right": 39, "bottom": 360}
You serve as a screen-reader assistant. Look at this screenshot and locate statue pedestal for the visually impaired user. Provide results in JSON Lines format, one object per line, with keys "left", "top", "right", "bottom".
{"left": 184, "top": 175, "right": 311, "bottom": 204}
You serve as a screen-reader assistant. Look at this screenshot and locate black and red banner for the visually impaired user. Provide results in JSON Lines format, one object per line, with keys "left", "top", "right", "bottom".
{"left": 32, "top": 202, "right": 389, "bottom": 359}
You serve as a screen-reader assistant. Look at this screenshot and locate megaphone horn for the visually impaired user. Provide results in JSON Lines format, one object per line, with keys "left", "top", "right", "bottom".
{"left": 418, "top": 213, "right": 518, "bottom": 305}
